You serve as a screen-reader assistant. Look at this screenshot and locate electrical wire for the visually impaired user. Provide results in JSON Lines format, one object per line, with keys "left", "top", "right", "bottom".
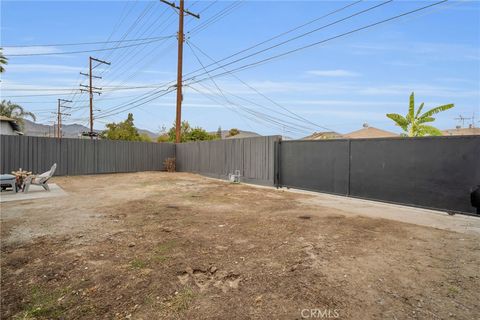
{"left": 7, "top": 36, "right": 175, "bottom": 57}
{"left": 84, "top": 0, "right": 369, "bottom": 119}
{"left": 2, "top": 35, "right": 176, "bottom": 48}
{"left": 186, "top": 0, "right": 449, "bottom": 87}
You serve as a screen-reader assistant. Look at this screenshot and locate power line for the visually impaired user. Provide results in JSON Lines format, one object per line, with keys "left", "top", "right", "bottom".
{"left": 188, "top": 1, "right": 242, "bottom": 35}
{"left": 190, "top": 83, "right": 310, "bottom": 135}
{"left": 95, "top": 86, "right": 176, "bottom": 119}
{"left": 99, "top": 1, "right": 157, "bottom": 63}
{"left": 81, "top": 0, "right": 448, "bottom": 125}
{"left": 187, "top": 0, "right": 449, "bottom": 87}
{"left": 2, "top": 35, "right": 177, "bottom": 48}
{"left": 93, "top": 8, "right": 177, "bottom": 91}
{"left": 79, "top": 1, "right": 239, "bottom": 119}
{"left": 186, "top": 0, "right": 393, "bottom": 82}
{"left": 80, "top": 0, "right": 362, "bottom": 121}
{"left": 182, "top": 0, "right": 366, "bottom": 82}
{"left": 98, "top": 0, "right": 140, "bottom": 53}
{"left": 187, "top": 39, "right": 333, "bottom": 132}
{"left": 7, "top": 36, "right": 175, "bottom": 56}
{"left": 96, "top": 2, "right": 165, "bottom": 77}
{"left": 185, "top": 41, "right": 314, "bottom": 134}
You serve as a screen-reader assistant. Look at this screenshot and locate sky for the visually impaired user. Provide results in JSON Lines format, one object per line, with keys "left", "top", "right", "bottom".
{"left": 1, "top": 0, "right": 479, "bottom": 138}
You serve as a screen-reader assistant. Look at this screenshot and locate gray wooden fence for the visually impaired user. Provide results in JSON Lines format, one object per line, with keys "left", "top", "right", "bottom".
{"left": 0, "top": 135, "right": 175, "bottom": 176}
{"left": 175, "top": 136, "right": 280, "bottom": 186}
{"left": 3, "top": 134, "right": 478, "bottom": 214}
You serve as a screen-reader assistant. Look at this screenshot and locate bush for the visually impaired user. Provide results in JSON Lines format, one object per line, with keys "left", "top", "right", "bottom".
{"left": 163, "top": 158, "right": 176, "bottom": 172}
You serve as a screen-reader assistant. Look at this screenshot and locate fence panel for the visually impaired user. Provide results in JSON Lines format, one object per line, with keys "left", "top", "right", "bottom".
{"left": 349, "top": 136, "right": 480, "bottom": 214}
{"left": 0, "top": 135, "right": 175, "bottom": 176}
{"left": 176, "top": 136, "right": 280, "bottom": 185}
{"left": 278, "top": 136, "right": 480, "bottom": 214}
{"left": 279, "top": 140, "right": 350, "bottom": 195}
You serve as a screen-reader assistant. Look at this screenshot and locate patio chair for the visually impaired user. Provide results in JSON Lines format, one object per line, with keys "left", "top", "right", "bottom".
{"left": 24, "top": 163, "right": 57, "bottom": 193}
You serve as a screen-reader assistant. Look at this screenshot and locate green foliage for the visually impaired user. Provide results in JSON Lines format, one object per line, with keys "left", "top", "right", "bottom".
{"left": 228, "top": 128, "right": 240, "bottom": 137}
{"left": 157, "top": 134, "right": 170, "bottom": 143}
{"left": 139, "top": 133, "right": 152, "bottom": 142}
{"left": 101, "top": 113, "right": 149, "bottom": 142}
{"left": 167, "top": 121, "right": 218, "bottom": 142}
{"left": 216, "top": 126, "right": 222, "bottom": 139}
{"left": 168, "top": 121, "right": 190, "bottom": 142}
{"left": 0, "top": 100, "right": 36, "bottom": 130}
{"left": 0, "top": 48, "right": 7, "bottom": 73}
{"left": 189, "top": 127, "right": 216, "bottom": 141}
{"left": 386, "top": 92, "right": 454, "bottom": 137}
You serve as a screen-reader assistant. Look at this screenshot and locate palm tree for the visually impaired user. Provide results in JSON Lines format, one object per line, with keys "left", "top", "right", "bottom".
{"left": 0, "top": 100, "right": 36, "bottom": 129}
{"left": 386, "top": 92, "right": 454, "bottom": 137}
{"left": 0, "top": 48, "right": 7, "bottom": 73}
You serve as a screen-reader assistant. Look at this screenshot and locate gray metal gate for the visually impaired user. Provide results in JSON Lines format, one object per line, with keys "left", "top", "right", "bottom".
{"left": 278, "top": 136, "right": 480, "bottom": 214}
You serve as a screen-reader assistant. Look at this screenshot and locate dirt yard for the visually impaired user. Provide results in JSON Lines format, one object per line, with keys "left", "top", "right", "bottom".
{"left": 1, "top": 172, "right": 479, "bottom": 319}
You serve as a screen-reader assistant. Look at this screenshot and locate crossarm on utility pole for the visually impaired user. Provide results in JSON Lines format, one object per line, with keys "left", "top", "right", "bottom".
{"left": 159, "top": 0, "right": 200, "bottom": 18}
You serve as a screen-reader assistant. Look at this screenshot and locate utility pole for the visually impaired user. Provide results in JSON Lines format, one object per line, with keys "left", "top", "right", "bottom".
{"left": 454, "top": 115, "right": 472, "bottom": 128}
{"left": 159, "top": 0, "right": 200, "bottom": 143}
{"left": 54, "top": 99, "right": 72, "bottom": 139}
{"left": 80, "top": 56, "right": 110, "bottom": 139}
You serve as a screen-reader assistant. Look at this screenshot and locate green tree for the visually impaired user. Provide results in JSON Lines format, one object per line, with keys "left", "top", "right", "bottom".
{"left": 168, "top": 121, "right": 192, "bottom": 142}
{"left": 139, "top": 133, "right": 152, "bottom": 142}
{"left": 189, "top": 127, "right": 216, "bottom": 141}
{"left": 228, "top": 128, "right": 240, "bottom": 137}
{"left": 0, "top": 48, "right": 7, "bottom": 73}
{"left": 0, "top": 100, "right": 36, "bottom": 129}
{"left": 166, "top": 121, "right": 217, "bottom": 142}
{"left": 157, "top": 134, "right": 170, "bottom": 143}
{"left": 386, "top": 92, "right": 454, "bottom": 137}
{"left": 101, "top": 113, "right": 147, "bottom": 141}
{"left": 216, "top": 126, "right": 222, "bottom": 139}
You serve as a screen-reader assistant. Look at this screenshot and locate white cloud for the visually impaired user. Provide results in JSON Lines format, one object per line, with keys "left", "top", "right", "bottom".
{"left": 280, "top": 99, "right": 404, "bottom": 107}
{"left": 357, "top": 84, "right": 479, "bottom": 98}
{"left": 306, "top": 69, "right": 360, "bottom": 77}
{"left": 6, "top": 64, "right": 83, "bottom": 74}
{"left": 351, "top": 42, "right": 480, "bottom": 61}
{"left": 3, "top": 46, "right": 62, "bottom": 56}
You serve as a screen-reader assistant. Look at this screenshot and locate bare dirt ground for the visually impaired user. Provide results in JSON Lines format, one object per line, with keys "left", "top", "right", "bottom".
{"left": 1, "top": 172, "right": 479, "bottom": 319}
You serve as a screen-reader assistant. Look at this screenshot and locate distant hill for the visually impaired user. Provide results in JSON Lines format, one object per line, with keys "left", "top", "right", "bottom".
{"left": 23, "top": 120, "right": 158, "bottom": 139}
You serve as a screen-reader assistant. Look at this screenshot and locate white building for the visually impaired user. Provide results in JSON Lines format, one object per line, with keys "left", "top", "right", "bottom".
{"left": 0, "top": 116, "right": 23, "bottom": 135}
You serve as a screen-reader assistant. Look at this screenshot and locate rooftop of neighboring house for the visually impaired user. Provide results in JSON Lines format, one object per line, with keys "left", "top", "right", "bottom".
{"left": 0, "top": 116, "right": 23, "bottom": 134}
{"left": 343, "top": 123, "right": 398, "bottom": 139}
{"left": 443, "top": 125, "right": 480, "bottom": 136}
{"left": 302, "top": 131, "right": 343, "bottom": 140}
{"left": 223, "top": 130, "right": 261, "bottom": 139}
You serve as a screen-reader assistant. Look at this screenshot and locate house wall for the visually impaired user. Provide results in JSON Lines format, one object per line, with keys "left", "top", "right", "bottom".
{"left": 0, "top": 121, "right": 16, "bottom": 135}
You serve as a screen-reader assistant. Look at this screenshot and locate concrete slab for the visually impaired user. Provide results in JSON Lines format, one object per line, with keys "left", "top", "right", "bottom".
{"left": 0, "top": 184, "right": 67, "bottom": 203}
